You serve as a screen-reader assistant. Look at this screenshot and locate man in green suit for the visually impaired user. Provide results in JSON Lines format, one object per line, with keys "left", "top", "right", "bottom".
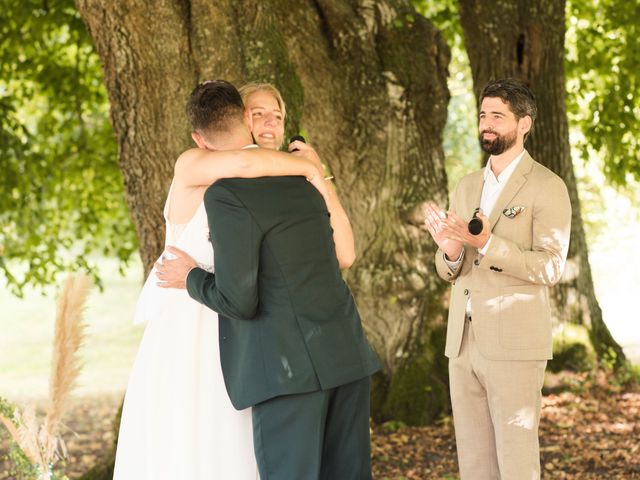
{"left": 158, "top": 80, "right": 380, "bottom": 480}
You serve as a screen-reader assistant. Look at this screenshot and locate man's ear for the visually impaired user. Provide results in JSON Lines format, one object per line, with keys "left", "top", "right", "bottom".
{"left": 191, "top": 131, "right": 207, "bottom": 149}
{"left": 519, "top": 115, "right": 532, "bottom": 137}
{"left": 243, "top": 109, "right": 253, "bottom": 131}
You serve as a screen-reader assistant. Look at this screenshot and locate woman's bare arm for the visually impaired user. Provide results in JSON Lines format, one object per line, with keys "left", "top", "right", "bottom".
{"left": 289, "top": 141, "right": 356, "bottom": 269}
{"left": 174, "top": 147, "right": 318, "bottom": 187}
{"left": 324, "top": 181, "right": 357, "bottom": 268}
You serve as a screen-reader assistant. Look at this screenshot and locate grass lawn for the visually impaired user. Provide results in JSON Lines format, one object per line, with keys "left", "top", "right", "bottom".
{"left": 0, "top": 258, "right": 145, "bottom": 401}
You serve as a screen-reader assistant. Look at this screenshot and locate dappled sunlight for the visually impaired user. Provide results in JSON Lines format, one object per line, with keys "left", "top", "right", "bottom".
{"left": 500, "top": 290, "right": 539, "bottom": 308}
{"left": 529, "top": 224, "right": 571, "bottom": 285}
{"left": 507, "top": 406, "right": 536, "bottom": 430}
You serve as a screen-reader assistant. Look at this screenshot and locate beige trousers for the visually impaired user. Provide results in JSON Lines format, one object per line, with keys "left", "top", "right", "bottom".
{"left": 449, "top": 319, "right": 547, "bottom": 480}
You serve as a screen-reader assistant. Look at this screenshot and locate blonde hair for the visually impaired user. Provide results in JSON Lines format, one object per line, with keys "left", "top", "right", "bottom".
{"left": 238, "top": 82, "right": 287, "bottom": 121}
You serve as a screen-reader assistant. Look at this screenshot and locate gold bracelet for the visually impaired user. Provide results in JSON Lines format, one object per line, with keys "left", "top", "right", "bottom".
{"left": 324, "top": 175, "right": 334, "bottom": 181}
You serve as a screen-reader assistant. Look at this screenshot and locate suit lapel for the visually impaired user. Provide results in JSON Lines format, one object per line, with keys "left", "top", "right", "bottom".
{"left": 462, "top": 170, "right": 484, "bottom": 220}
{"left": 488, "top": 152, "right": 534, "bottom": 231}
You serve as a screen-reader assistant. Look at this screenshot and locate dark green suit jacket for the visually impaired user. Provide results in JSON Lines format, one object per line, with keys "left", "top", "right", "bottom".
{"left": 186, "top": 176, "right": 380, "bottom": 410}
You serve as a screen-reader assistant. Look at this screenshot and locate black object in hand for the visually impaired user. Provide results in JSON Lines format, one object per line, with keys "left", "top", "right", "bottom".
{"left": 289, "top": 135, "right": 306, "bottom": 152}
{"left": 468, "top": 208, "right": 483, "bottom": 235}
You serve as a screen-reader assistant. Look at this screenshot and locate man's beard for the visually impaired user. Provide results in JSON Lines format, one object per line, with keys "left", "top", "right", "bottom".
{"left": 480, "top": 128, "right": 517, "bottom": 155}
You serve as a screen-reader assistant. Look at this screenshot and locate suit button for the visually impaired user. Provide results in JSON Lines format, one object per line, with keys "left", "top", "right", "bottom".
{"left": 464, "top": 289, "right": 469, "bottom": 295}
{"left": 474, "top": 259, "right": 479, "bottom": 266}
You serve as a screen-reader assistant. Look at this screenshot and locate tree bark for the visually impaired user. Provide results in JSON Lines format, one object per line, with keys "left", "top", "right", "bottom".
{"left": 458, "top": 0, "right": 625, "bottom": 367}
{"left": 76, "top": 0, "right": 451, "bottom": 442}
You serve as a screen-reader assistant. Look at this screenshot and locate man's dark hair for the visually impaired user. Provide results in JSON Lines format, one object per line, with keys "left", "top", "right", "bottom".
{"left": 480, "top": 79, "right": 537, "bottom": 140}
{"left": 186, "top": 80, "right": 244, "bottom": 137}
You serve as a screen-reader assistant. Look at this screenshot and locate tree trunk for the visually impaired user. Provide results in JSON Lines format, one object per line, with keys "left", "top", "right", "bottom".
{"left": 458, "top": 0, "right": 625, "bottom": 367}
{"left": 77, "top": 0, "right": 451, "bottom": 448}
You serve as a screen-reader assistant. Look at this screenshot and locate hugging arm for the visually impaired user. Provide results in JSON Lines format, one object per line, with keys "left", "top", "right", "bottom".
{"left": 174, "top": 147, "right": 322, "bottom": 189}
{"left": 186, "top": 185, "right": 262, "bottom": 320}
{"left": 324, "top": 181, "right": 356, "bottom": 268}
{"left": 288, "top": 141, "right": 356, "bottom": 268}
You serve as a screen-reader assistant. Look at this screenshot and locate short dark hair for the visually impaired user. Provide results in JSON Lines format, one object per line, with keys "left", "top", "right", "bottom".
{"left": 480, "top": 79, "right": 537, "bottom": 140}
{"left": 185, "top": 80, "right": 244, "bottom": 137}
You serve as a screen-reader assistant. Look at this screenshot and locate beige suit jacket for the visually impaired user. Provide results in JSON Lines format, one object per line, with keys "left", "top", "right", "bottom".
{"left": 436, "top": 152, "right": 571, "bottom": 361}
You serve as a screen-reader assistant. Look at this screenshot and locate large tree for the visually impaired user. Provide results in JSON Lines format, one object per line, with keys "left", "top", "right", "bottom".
{"left": 75, "top": 0, "right": 452, "bottom": 424}
{"left": 458, "top": 0, "right": 626, "bottom": 366}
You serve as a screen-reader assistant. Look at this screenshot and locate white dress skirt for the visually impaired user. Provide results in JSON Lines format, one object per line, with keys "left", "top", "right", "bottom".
{"left": 113, "top": 186, "right": 258, "bottom": 480}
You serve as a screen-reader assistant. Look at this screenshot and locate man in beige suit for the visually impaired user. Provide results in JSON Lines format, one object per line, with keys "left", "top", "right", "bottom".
{"left": 424, "top": 79, "right": 571, "bottom": 479}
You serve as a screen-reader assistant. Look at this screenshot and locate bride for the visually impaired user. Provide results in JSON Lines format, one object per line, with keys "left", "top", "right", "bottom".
{"left": 113, "top": 82, "right": 330, "bottom": 479}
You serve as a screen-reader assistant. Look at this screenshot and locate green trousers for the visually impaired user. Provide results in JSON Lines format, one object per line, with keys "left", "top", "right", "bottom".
{"left": 252, "top": 376, "right": 372, "bottom": 480}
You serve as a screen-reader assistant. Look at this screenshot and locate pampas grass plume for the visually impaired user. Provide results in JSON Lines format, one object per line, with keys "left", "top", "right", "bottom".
{"left": 44, "top": 274, "right": 91, "bottom": 451}
{"left": 0, "top": 273, "right": 92, "bottom": 478}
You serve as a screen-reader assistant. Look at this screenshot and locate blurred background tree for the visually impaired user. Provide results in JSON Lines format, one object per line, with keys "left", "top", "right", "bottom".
{"left": 565, "top": 0, "right": 640, "bottom": 242}
{"left": 566, "top": 0, "right": 640, "bottom": 186}
{"left": 0, "top": 0, "right": 137, "bottom": 296}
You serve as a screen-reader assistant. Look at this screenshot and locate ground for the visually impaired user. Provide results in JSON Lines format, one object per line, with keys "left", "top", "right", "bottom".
{"left": 1, "top": 373, "right": 638, "bottom": 479}
{"left": 371, "top": 374, "right": 640, "bottom": 479}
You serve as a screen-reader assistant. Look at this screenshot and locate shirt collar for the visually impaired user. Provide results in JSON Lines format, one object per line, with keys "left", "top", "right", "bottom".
{"left": 484, "top": 149, "right": 527, "bottom": 184}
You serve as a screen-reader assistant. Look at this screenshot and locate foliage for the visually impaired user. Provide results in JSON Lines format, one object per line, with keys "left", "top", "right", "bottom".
{"left": 549, "top": 324, "right": 596, "bottom": 373}
{"left": 417, "top": 0, "right": 640, "bottom": 193}
{"left": 600, "top": 348, "right": 640, "bottom": 389}
{"left": 5, "top": 444, "right": 40, "bottom": 480}
{"left": 1, "top": 397, "right": 69, "bottom": 480}
{"left": 566, "top": 0, "right": 640, "bottom": 186}
{"left": 0, "top": 0, "right": 137, "bottom": 296}
{"left": 412, "top": 0, "right": 459, "bottom": 46}
{"left": 414, "top": 0, "right": 482, "bottom": 188}
{"left": 549, "top": 341, "right": 594, "bottom": 373}
{"left": 0, "top": 399, "right": 36, "bottom": 479}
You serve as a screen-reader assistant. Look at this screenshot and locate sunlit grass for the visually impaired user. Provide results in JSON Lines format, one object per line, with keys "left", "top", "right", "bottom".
{"left": 0, "top": 257, "right": 145, "bottom": 401}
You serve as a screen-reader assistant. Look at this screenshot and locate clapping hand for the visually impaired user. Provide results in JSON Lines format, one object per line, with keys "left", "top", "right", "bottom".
{"left": 422, "top": 202, "right": 464, "bottom": 260}
{"left": 423, "top": 202, "right": 492, "bottom": 256}
{"left": 437, "top": 209, "right": 491, "bottom": 251}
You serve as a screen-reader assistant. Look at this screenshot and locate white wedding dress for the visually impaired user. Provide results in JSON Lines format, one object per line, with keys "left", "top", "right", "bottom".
{"left": 114, "top": 184, "right": 259, "bottom": 479}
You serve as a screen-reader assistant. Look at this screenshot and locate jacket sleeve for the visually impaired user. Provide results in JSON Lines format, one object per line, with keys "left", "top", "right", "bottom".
{"left": 479, "top": 175, "right": 572, "bottom": 286}
{"left": 186, "top": 183, "right": 262, "bottom": 320}
{"left": 434, "top": 182, "right": 465, "bottom": 282}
